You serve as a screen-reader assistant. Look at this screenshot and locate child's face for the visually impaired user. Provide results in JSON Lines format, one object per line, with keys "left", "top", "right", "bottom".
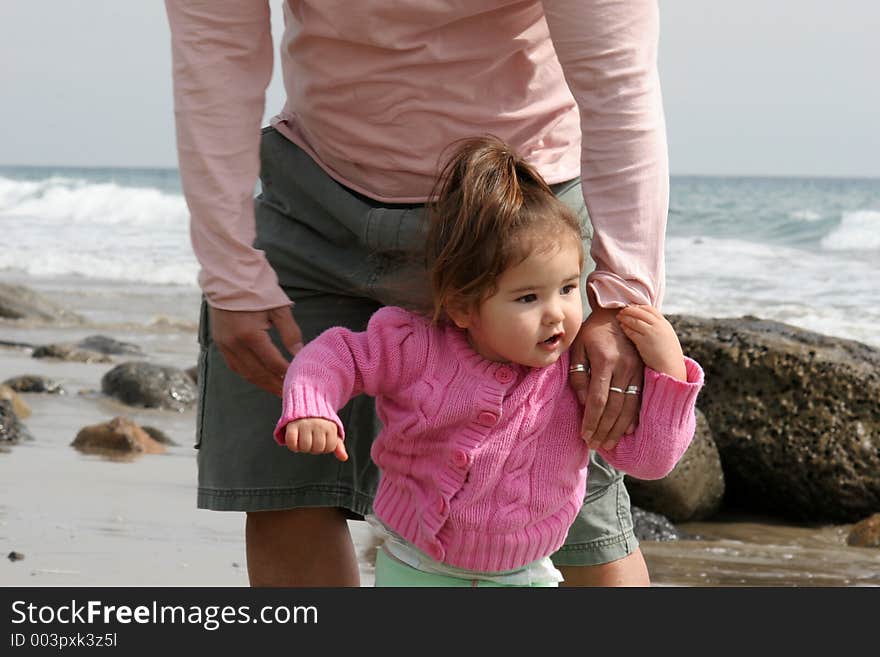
{"left": 454, "top": 237, "right": 583, "bottom": 368}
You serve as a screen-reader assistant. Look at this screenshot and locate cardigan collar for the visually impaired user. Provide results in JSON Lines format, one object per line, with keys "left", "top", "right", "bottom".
{"left": 442, "top": 320, "right": 534, "bottom": 381}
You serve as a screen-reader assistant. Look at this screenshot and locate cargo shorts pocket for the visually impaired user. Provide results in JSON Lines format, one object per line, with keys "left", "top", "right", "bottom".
{"left": 363, "top": 206, "right": 432, "bottom": 311}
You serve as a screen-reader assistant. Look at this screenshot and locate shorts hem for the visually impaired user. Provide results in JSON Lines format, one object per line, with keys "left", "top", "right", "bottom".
{"left": 550, "top": 529, "right": 639, "bottom": 567}
{"left": 197, "top": 485, "right": 374, "bottom": 519}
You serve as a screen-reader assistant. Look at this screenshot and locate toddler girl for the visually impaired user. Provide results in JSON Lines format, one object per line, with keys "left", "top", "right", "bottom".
{"left": 273, "top": 136, "right": 703, "bottom": 586}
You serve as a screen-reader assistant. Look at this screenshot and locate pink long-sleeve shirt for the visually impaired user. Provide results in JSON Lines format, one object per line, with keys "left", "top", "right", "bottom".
{"left": 166, "top": 0, "right": 669, "bottom": 312}
{"left": 274, "top": 307, "right": 703, "bottom": 572}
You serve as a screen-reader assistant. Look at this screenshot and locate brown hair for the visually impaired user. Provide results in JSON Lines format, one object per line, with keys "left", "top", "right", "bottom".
{"left": 426, "top": 135, "right": 584, "bottom": 323}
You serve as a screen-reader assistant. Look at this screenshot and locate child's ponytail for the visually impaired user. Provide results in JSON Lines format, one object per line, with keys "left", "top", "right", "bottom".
{"left": 426, "top": 135, "right": 583, "bottom": 323}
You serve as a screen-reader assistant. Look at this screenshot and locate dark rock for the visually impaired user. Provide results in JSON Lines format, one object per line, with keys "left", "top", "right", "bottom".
{"left": 0, "top": 385, "right": 31, "bottom": 419}
{"left": 0, "top": 400, "right": 33, "bottom": 443}
{"left": 32, "top": 343, "right": 113, "bottom": 363}
{"left": 101, "top": 362, "right": 197, "bottom": 411}
{"left": 77, "top": 335, "right": 144, "bottom": 356}
{"left": 7, "top": 551, "right": 25, "bottom": 562}
{"left": 847, "top": 514, "right": 880, "bottom": 548}
{"left": 669, "top": 314, "right": 880, "bottom": 523}
{"left": 71, "top": 416, "right": 166, "bottom": 455}
{"left": 141, "top": 425, "right": 178, "bottom": 446}
{"left": 2, "top": 375, "right": 66, "bottom": 394}
{"left": 632, "top": 506, "right": 682, "bottom": 542}
{"left": 0, "top": 339, "right": 36, "bottom": 350}
{"left": 626, "top": 409, "right": 724, "bottom": 522}
{"left": 0, "top": 282, "right": 83, "bottom": 323}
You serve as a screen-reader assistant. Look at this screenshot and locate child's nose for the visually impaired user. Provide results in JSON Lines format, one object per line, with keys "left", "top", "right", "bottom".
{"left": 544, "top": 302, "right": 565, "bottom": 323}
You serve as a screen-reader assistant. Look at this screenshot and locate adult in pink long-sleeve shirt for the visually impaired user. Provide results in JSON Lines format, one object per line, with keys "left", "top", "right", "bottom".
{"left": 165, "top": 0, "right": 670, "bottom": 587}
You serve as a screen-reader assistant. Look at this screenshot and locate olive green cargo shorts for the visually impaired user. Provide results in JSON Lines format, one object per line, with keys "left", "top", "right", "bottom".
{"left": 195, "top": 127, "right": 638, "bottom": 567}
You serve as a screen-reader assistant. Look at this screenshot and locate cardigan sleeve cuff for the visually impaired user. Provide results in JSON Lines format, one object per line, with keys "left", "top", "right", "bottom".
{"left": 639, "top": 357, "right": 704, "bottom": 429}
{"left": 272, "top": 385, "right": 345, "bottom": 445}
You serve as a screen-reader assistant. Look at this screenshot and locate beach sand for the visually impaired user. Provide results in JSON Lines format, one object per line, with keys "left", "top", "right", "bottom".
{"left": 1, "top": 276, "right": 878, "bottom": 587}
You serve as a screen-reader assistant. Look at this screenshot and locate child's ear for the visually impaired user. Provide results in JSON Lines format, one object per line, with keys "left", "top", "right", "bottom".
{"left": 445, "top": 299, "right": 474, "bottom": 329}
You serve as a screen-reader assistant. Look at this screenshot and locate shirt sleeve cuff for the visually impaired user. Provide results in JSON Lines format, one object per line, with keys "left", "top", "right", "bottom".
{"left": 587, "top": 271, "right": 655, "bottom": 309}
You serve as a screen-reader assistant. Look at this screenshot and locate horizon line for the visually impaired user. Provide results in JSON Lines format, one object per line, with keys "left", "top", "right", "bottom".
{"left": 0, "top": 162, "right": 877, "bottom": 182}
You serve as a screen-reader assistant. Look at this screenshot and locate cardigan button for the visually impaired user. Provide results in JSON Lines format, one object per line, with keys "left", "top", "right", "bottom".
{"left": 477, "top": 411, "right": 498, "bottom": 426}
{"left": 435, "top": 496, "right": 448, "bottom": 515}
{"left": 451, "top": 449, "right": 469, "bottom": 468}
{"left": 495, "top": 366, "right": 514, "bottom": 384}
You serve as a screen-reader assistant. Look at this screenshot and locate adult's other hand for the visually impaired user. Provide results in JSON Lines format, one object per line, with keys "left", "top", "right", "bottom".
{"left": 209, "top": 305, "right": 303, "bottom": 397}
{"left": 568, "top": 307, "right": 644, "bottom": 451}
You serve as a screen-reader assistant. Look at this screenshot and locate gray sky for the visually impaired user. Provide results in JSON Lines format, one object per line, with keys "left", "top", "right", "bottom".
{"left": 1, "top": 1, "right": 877, "bottom": 177}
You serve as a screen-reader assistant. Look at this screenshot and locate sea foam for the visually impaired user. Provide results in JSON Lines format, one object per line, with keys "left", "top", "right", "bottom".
{"left": 0, "top": 176, "right": 187, "bottom": 226}
{"left": 1, "top": 175, "right": 197, "bottom": 286}
{"left": 820, "top": 210, "right": 880, "bottom": 251}
{"left": 664, "top": 235, "right": 880, "bottom": 347}
{"left": 789, "top": 209, "right": 822, "bottom": 222}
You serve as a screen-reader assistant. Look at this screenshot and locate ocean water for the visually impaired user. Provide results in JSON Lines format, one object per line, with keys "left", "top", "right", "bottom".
{"left": 664, "top": 176, "right": 879, "bottom": 346}
{"left": 1, "top": 165, "right": 878, "bottom": 346}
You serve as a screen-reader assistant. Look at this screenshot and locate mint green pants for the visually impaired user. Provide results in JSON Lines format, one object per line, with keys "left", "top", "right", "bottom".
{"left": 374, "top": 549, "right": 559, "bottom": 588}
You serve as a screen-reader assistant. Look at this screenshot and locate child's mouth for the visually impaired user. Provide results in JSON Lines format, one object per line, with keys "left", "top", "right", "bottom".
{"left": 540, "top": 333, "right": 563, "bottom": 348}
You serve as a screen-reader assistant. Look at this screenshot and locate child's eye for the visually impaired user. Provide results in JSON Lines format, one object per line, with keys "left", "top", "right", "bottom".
{"left": 516, "top": 294, "right": 537, "bottom": 303}
{"left": 561, "top": 284, "right": 577, "bottom": 295}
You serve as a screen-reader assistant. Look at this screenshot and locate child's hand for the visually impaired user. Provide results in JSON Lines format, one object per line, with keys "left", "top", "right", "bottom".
{"left": 284, "top": 418, "right": 348, "bottom": 462}
{"left": 617, "top": 305, "right": 687, "bottom": 382}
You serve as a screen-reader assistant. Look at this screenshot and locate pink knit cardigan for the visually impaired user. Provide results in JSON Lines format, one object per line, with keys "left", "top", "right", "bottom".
{"left": 275, "top": 307, "right": 703, "bottom": 572}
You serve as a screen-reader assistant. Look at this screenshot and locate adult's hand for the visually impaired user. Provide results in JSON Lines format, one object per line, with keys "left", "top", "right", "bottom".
{"left": 568, "top": 307, "right": 644, "bottom": 450}
{"left": 209, "top": 305, "right": 304, "bottom": 397}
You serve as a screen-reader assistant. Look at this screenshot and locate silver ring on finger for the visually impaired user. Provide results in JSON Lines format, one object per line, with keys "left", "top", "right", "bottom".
{"left": 568, "top": 363, "right": 588, "bottom": 374}
{"left": 625, "top": 385, "right": 641, "bottom": 395}
{"left": 609, "top": 386, "right": 625, "bottom": 394}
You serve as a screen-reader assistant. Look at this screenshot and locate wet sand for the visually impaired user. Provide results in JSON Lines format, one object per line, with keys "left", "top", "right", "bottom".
{"left": 1, "top": 276, "right": 878, "bottom": 587}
